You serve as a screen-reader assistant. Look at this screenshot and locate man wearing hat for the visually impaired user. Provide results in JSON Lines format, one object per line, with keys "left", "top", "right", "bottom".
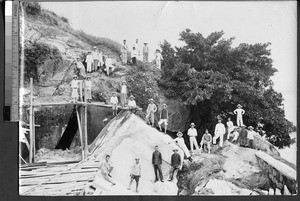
{"left": 213, "top": 118, "right": 226, "bottom": 147}
{"left": 120, "top": 81, "right": 127, "bottom": 107}
{"left": 133, "top": 38, "right": 141, "bottom": 60}
{"left": 92, "top": 46, "right": 99, "bottom": 72}
{"left": 127, "top": 95, "right": 137, "bottom": 112}
{"left": 85, "top": 76, "right": 92, "bottom": 103}
{"left": 75, "top": 57, "right": 86, "bottom": 78}
{"left": 110, "top": 92, "right": 119, "bottom": 116}
{"left": 168, "top": 148, "right": 181, "bottom": 181}
{"left": 187, "top": 123, "right": 200, "bottom": 153}
{"left": 247, "top": 126, "right": 255, "bottom": 149}
{"left": 142, "top": 42, "right": 149, "bottom": 62}
{"left": 200, "top": 129, "right": 212, "bottom": 154}
{"left": 239, "top": 125, "right": 248, "bottom": 147}
{"left": 158, "top": 103, "right": 168, "bottom": 133}
{"left": 128, "top": 156, "right": 142, "bottom": 193}
{"left": 154, "top": 49, "right": 163, "bottom": 69}
{"left": 70, "top": 75, "right": 79, "bottom": 102}
{"left": 121, "top": 39, "right": 128, "bottom": 65}
{"left": 85, "top": 51, "right": 93, "bottom": 73}
{"left": 234, "top": 104, "right": 245, "bottom": 127}
{"left": 152, "top": 145, "right": 164, "bottom": 182}
{"left": 146, "top": 98, "right": 157, "bottom": 127}
{"left": 174, "top": 132, "right": 193, "bottom": 162}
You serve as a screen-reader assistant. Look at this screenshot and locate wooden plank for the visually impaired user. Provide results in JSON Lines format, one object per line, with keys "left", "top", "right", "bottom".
{"left": 29, "top": 78, "right": 33, "bottom": 163}
{"left": 76, "top": 107, "right": 84, "bottom": 159}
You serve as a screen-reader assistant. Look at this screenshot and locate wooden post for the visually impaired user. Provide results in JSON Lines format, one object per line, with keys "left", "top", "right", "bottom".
{"left": 84, "top": 104, "right": 88, "bottom": 158}
{"left": 76, "top": 107, "right": 84, "bottom": 160}
{"left": 29, "top": 78, "right": 34, "bottom": 163}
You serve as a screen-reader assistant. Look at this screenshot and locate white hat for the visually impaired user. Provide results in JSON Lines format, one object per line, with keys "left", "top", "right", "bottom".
{"left": 248, "top": 126, "right": 254, "bottom": 129}
{"left": 129, "top": 95, "right": 135, "bottom": 99}
{"left": 149, "top": 98, "right": 154, "bottom": 101}
{"left": 177, "top": 132, "right": 183, "bottom": 137}
{"left": 190, "top": 123, "right": 195, "bottom": 126}
{"left": 135, "top": 156, "right": 140, "bottom": 159}
{"left": 237, "top": 104, "right": 242, "bottom": 108}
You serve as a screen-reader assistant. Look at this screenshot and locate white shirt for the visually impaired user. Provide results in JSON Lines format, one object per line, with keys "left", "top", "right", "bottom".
{"left": 92, "top": 51, "right": 98, "bottom": 60}
{"left": 226, "top": 121, "right": 234, "bottom": 128}
{"left": 130, "top": 163, "right": 141, "bottom": 176}
{"left": 234, "top": 108, "right": 245, "bottom": 116}
{"left": 155, "top": 52, "right": 163, "bottom": 61}
{"left": 131, "top": 49, "right": 138, "bottom": 58}
{"left": 128, "top": 100, "right": 136, "bottom": 107}
{"left": 214, "top": 123, "right": 226, "bottom": 136}
{"left": 71, "top": 80, "right": 78, "bottom": 88}
{"left": 121, "top": 85, "right": 127, "bottom": 93}
{"left": 247, "top": 130, "right": 255, "bottom": 140}
{"left": 85, "top": 54, "right": 93, "bottom": 63}
{"left": 110, "top": 96, "right": 118, "bottom": 104}
{"left": 187, "top": 128, "right": 197, "bottom": 137}
{"left": 85, "top": 80, "right": 92, "bottom": 90}
{"left": 105, "top": 58, "right": 112, "bottom": 66}
{"left": 98, "top": 51, "right": 103, "bottom": 62}
{"left": 133, "top": 43, "right": 140, "bottom": 54}
{"left": 76, "top": 61, "right": 85, "bottom": 69}
{"left": 174, "top": 137, "right": 186, "bottom": 147}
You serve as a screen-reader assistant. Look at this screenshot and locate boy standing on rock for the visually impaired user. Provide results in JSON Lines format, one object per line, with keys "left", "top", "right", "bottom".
{"left": 85, "top": 76, "right": 92, "bottom": 103}
{"left": 128, "top": 156, "right": 142, "bottom": 193}
{"left": 110, "top": 92, "right": 119, "bottom": 116}
{"left": 146, "top": 98, "right": 157, "bottom": 127}
{"left": 154, "top": 49, "right": 163, "bottom": 69}
{"left": 173, "top": 132, "right": 193, "bottom": 162}
{"left": 234, "top": 104, "right": 245, "bottom": 127}
{"left": 213, "top": 118, "right": 226, "bottom": 147}
{"left": 152, "top": 145, "right": 164, "bottom": 182}
{"left": 158, "top": 103, "right": 168, "bottom": 133}
{"left": 142, "top": 42, "right": 149, "bottom": 62}
{"left": 187, "top": 123, "right": 200, "bottom": 154}
{"left": 92, "top": 46, "right": 99, "bottom": 71}
{"left": 120, "top": 81, "right": 127, "bottom": 107}
{"left": 168, "top": 148, "right": 181, "bottom": 181}
{"left": 121, "top": 39, "right": 128, "bottom": 65}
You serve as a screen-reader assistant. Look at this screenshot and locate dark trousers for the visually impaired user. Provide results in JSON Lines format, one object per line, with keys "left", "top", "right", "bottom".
{"left": 132, "top": 57, "right": 136, "bottom": 65}
{"left": 169, "top": 166, "right": 179, "bottom": 180}
{"left": 153, "top": 164, "right": 163, "bottom": 181}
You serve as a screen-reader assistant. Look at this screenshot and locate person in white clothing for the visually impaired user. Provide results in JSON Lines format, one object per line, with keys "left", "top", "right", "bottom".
{"left": 92, "top": 46, "right": 99, "bottom": 71}
{"left": 104, "top": 54, "right": 115, "bottom": 76}
{"left": 158, "top": 104, "right": 168, "bottom": 134}
{"left": 120, "top": 81, "right": 127, "bottom": 107}
{"left": 85, "top": 76, "right": 92, "bottom": 102}
{"left": 70, "top": 75, "right": 79, "bottom": 102}
{"left": 231, "top": 127, "right": 240, "bottom": 143}
{"left": 173, "top": 132, "right": 193, "bottom": 162}
{"left": 187, "top": 123, "right": 200, "bottom": 153}
{"left": 154, "top": 49, "right": 163, "bottom": 69}
{"left": 234, "top": 104, "right": 245, "bottom": 127}
{"left": 213, "top": 118, "right": 226, "bottom": 147}
{"left": 127, "top": 95, "right": 138, "bottom": 113}
{"left": 75, "top": 57, "right": 86, "bottom": 78}
{"left": 146, "top": 98, "right": 157, "bottom": 127}
{"left": 127, "top": 156, "right": 141, "bottom": 193}
{"left": 121, "top": 39, "right": 128, "bottom": 65}
{"left": 85, "top": 52, "right": 93, "bottom": 73}
{"left": 98, "top": 49, "right": 104, "bottom": 68}
{"left": 247, "top": 126, "right": 255, "bottom": 149}
{"left": 110, "top": 92, "right": 119, "bottom": 116}
{"left": 226, "top": 117, "right": 234, "bottom": 140}
{"left": 133, "top": 38, "right": 141, "bottom": 60}
{"left": 131, "top": 47, "right": 138, "bottom": 65}
{"left": 142, "top": 42, "right": 149, "bottom": 62}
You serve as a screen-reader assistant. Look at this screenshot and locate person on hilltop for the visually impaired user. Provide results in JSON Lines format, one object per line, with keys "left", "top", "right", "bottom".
{"left": 239, "top": 125, "right": 248, "bottom": 147}
{"left": 120, "top": 81, "right": 127, "bottom": 107}
{"left": 200, "top": 129, "right": 212, "bottom": 154}
{"left": 127, "top": 95, "right": 138, "bottom": 113}
{"left": 121, "top": 39, "right": 128, "bottom": 65}
{"left": 231, "top": 127, "right": 240, "bottom": 144}
{"left": 173, "top": 132, "right": 193, "bottom": 162}
{"left": 75, "top": 57, "right": 86, "bottom": 78}
{"left": 152, "top": 145, "right": 164, "bottom": 182}
{"left": 128, "top": 156, "right": 142, "bottom": 193}
{"left": 234, "top": 104, "right": 245, "bottom": 127}
{"left": 168, "top": 148, "right": 181, "bottom": 182}
{"left": 85, "top": 76, "right": 92, "bottom": 103}
{"left": 226, "top": 117, "right": 234, "bottom": 141}
{"left": 104, "top": 53, "right": 115, "bottom": 76}
{"left": 131, "top": 46, "right": 138, "bottom": 65}
{"left": 70, "top": 75, "right": 79, "bottom": 103}
{"left": 154, "top": 49, "right": 163, "bottom": 69}
{"left": 133, "top": 38, "right": 141, "bottom": 60}
{"left": 97, "top": 49, "right": 104, "bottom": 70}
{"left": 247, "top": 126, "right": 255, "bottom": 149}
{"left": 100, "top": 154, "right": 116, "bottom": 186}
{"left": 85, "top": 51, "right": 93, "bottom": 73}
{"left": 158, "top": 103, "right": 168, "bottom": 134}
{"left": 213, "top": 118, "right": 226, "bottom": 147}
{"left": 92, "top": 46, "right": 99, "bottom": 72}
{"left": 187, "top": 123, "right": 200, "bottom": 154}
{"left": 142, "top": 42, "right": 149, "bottom": 62}
{"left": 146, "top": 98, "right": 157, "bottom": 127}
{"left": 110, "top": 92, "right": 119, "bottom": 116}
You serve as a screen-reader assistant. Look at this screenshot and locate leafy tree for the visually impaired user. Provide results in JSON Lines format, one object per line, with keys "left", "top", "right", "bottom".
{"left": 159, "top": 29, "right": 295, "bottom": 148}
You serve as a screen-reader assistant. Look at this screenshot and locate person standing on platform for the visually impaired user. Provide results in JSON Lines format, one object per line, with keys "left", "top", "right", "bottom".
{"left": 85, "top": 51, "right": 93, "bottom": 73}
{"left": 158, "top": 103, "right": 168, "bottom": 134}
{"left": 200, "top": 129, "right": 212, "bottom": 154}
{"left": 168, "top": 148, "right": 181, "bottom": 181}
{"left": 173, "top": 132, "right": 193, "bottom": 162}
{"left": 70, "top": 75, "right": 79, "bottom": 102}
{"left": 247, "top": 126, "right": 255, "bottom": 149}
{"left": 226, "top": 117, "right": 234, "bottom": 140}
{"left": 142, "top": 43, "right": 149, "bottom": 62}
{"left": 154, "top": 49, "right": 163, "bottom": 69}
{"left": 152, "top": 145, "right": 164, "bottom": 182}
{"left": 110, "top": 92, "right": 119, "bottom": 116}
{"left": 85, "top": 76, "right": 92, "bottom": 103}
{"left": 100, "top": 154, "right": 116, "bottom": 186}
{"left": 127, "top": 95, "right": 137, "bottom": 113}
{"left": 120, "top": 81, "right": 127, "bottom": 107}
{"left": 121, "top": 39, "right": 128, "bottom": 65}
{"left": 213, "top": 118, "right": 226, "bottom": 147}
{"left": 234, "top": 104, "right": 245, "bottom": 127}
{"left": 146, "top": 98, "right": 157, "bottom": 127}
{"left": 131, "top": 46, "right": 138, "bottom": 65}
{"left": 128, "top": 156, "right": 142, "bottom": 193}
{"left": 92, "top": 46, "right": 99, "bottom": 72}
{"left": 187, "top": 123, "right": 200, "bottom": 154}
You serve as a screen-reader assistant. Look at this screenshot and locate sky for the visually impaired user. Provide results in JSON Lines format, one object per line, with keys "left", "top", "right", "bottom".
{"left": 41, "top": 1, "right": 297, "bottom": 125}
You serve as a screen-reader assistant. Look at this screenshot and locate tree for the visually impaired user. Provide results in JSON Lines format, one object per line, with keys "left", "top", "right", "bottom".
{"left": 159, "top": 29, "right": 295, "bottom": 148}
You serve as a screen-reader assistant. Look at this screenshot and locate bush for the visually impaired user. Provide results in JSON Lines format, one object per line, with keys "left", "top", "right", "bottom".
{"left": 23, "top": 2, "right": 41, "bottom": 16}
{"left": 61, "top": 16, "right": 69, "bottom": 24}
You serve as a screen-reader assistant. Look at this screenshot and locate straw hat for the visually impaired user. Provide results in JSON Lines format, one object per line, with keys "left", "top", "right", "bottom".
{"left": 190, "top": 122, "right": 195, "bottom": 126}
{"left": 93, "top": 46, "right": 97, "bottom": 49}
{"left": 73, "top": 75, "right": 78, "bottom": 78}
{"left": 129, "top": 95, "right": 135, "bottom": 99}
{"left": 248, "top": 126, "right": 254, "bottom": 130}
{"left": 237, "top": 104, "right": 242, "bottom": 108}
{"left": 162, "top": 103, "right": 167, "bottom": 107}
{"left": 177, "top": 132, "right": 183, "bottom": 137}
{"left": 149, "top": 98, "right": 154, "bottom": 101}
{"left": 122, "top": 80, "right": 127, "bottom": 83}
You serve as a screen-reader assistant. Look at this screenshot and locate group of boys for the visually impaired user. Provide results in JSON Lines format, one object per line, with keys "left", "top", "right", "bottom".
{"left": 121, "top": 39, "right": 164, "bottom": 69}
{"left": 70, "top": 75, "right": 92, "bottom": 103}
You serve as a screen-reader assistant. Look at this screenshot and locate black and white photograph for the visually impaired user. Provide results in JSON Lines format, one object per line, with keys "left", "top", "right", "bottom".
{"left": 18, "top": 1, "right": 297, "bottom": 196}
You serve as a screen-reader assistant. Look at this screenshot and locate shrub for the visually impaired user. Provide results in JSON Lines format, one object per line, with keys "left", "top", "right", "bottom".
{"left": 23, "top": 2, "right": 41, "bottom": 16}
{"left": 61, "top": 16, "right": 69, "bottom": 24}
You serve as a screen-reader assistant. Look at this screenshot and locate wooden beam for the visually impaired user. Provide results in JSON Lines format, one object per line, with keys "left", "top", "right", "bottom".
{"left": 83, "top": 104, "right": 88, "bottom": 159}
{"left": 29, "top": 78, "right": 34, "bottom": 163}
{"left": 75, "top": 107, "right": 84, "bottom": 160}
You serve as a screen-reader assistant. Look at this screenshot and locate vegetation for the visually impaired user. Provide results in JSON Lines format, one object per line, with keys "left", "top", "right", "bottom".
{"left": 159, "top": 29, "right": 296, "bottom": 148}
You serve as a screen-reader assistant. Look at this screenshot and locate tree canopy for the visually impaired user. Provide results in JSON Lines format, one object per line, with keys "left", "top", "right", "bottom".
{"left": 159, "top": 29, "right": 296, "bottom": 148}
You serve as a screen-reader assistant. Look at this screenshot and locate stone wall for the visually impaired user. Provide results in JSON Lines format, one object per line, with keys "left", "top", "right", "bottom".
{"left": 255, "top": 151, "right": 297, "bottom": 194}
